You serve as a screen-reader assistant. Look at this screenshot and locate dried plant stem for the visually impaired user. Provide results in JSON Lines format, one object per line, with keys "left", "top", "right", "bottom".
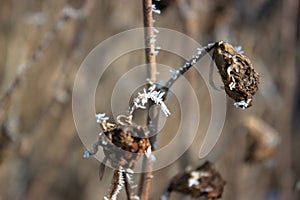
{"left": 106, "top": 167, "right": 125, "bottom": 200}
{"left": 123, "top": 172, "right": 132, "bottom": 200}
{"left": 138, "top": 0, "right": 157, "bottom": 200}
{"left": 143, "top": 0, "right": 157, "bottom": 81}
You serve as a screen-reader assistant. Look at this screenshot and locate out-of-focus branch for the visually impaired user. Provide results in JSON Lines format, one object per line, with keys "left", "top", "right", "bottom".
{"left": 0, "top": 1, "right": 92, "bottom": 125}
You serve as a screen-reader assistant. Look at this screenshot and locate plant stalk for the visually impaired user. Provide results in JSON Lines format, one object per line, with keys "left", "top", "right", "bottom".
{"left": 138, "top": 0, "right": 158, "bottom": 200}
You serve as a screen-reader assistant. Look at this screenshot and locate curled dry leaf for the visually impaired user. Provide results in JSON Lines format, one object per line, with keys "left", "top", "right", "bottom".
{"left": 161, "top": 161, "right": 226, "bottom": 200}
{"left": 99, "top": 121, "right": 151, "bottom": 169}
{"left": 213, "top": 41, "right": 260, "bottom": 109}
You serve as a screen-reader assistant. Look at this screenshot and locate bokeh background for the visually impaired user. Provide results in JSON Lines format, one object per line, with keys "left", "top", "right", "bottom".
{"left": 0, "top": 0, "right": 299, "bottom": 199}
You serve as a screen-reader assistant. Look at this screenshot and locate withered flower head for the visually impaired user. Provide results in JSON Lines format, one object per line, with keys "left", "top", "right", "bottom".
{"left": 99, "top": 121, "right": 151, "bottom": 169}
{"left": 213, "top": 41, "right": 260, "bottom": 109}
{"left": 162, "top": 161, "right": 226, "bottom": 199}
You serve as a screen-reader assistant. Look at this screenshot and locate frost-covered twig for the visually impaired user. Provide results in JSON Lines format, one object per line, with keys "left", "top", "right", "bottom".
{"left": 105, "top": 167, "right": 125, "bottom": 200}
{"left": 124, "top": 169, "right": 134, "bottom": 200}
{"left": 104, "top": 167, "right": 138, "bottom": 200}
{"left": 164, "top": 42, "right": 216, "bottom": 89}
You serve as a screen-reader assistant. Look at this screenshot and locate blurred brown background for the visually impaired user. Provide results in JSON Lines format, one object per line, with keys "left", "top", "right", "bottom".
{"left": 0, "top": 0, "right": 299, "bottom": 199}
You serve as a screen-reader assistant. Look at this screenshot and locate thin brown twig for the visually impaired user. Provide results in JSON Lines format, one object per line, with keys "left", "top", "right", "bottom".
{"left": 138, "top": 0, "right": 158, "bottom": 200}
{"left": 106, "top": 168, "right": 124, "bottom": 199}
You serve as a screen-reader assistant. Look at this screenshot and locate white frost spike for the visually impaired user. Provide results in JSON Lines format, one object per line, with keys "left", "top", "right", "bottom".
{"left": 229, "top": 82, "right": 236, "bottom": 90}
{"left": 149, "top": 84, "right": 156, "bottom": 91}
{"left": 188, "top": 179, "right": 200, "bottom": 187}
{"left": 83, "top": 149, "right": 91, "bottom": 158}
{"left": 151, "top": 49, "right": 159, "bottom": 56}
{"left": 150, "top": 154, "right": 156, "bottom": 161}
{"left": 126, "top": 168, "right": 134, "bottom": 174}
{"left": 234, "top": 99, "right": 251, "bottom": 109}
{"left": 234, "top": 45, "right": 244, "bottom": 54}
{"left": 132, "top": 195, "right": 140, "bottom": 200}
{"left": 95, "top": 113, "right": 109, "bottom": 123}
{"left": 149, "top": 37, "right": 156, "bottom": 44}
{"left": 160, "top": 103, "right": 171, "bottom": 116}
{"left": 151, "top": 4, "right": 161, "bottom": 14}
{"left": 145, "top": 146, "right": 152, "bottom": 159}
{"left": 188, "top": 171, "right": 201, "bottom": 187}
{"left": 196, "top": 47, "right": 205, "bottom": 54}
{"left": 170, "top": 69, "right": 179, "bottom": 76}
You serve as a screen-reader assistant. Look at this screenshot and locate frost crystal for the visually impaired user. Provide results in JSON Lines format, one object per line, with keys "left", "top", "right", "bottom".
{"left": 151, "top": 4, "right": 161, "bottom": 14}
{"left": 234, "top": 46, "right": 244, "bottom": 54}
{"left": 188, "top": 179, "right": 200, "bottom": 187}
{"left": 133, "top": 85, "right": 171, "bottom": 116}
{"left": 234, "top": 99, "right": 252, "bottom": 109}
{"left": 132, "top": 195, "right": 140, "bottom": 200}
{"left": 145, "top": 146, "right": 152, "bottom": 159}
{"left": 83, "top": 149, "right": 91, "bottom": 158}
{"left": 229, "top": 82, "right": 236, "bottom": 90}
{"left": 149, "top": 37, "right": 156, "bottom": 44}
{"left": 95, "top": 113, "right": 109, "bottom": 123}
{"left": 151, "top": 49, "right": 159, "bottom": 56}
{"left": 188, "top": 171, "right": 201, "bottom": 187}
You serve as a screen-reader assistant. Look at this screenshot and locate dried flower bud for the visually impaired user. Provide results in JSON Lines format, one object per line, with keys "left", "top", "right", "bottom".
{"left": 162, "top": 161, "right": 226, "bottom": 199}
{"left": 99, "top": 121, "right": 151, "bottom": 169}
{"left": 213, "top": 41, "right": 260, "bottom": 109}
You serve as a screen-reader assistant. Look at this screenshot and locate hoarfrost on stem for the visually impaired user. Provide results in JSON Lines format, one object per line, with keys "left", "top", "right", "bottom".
{"left": 95, "top": 113, "right": 109, "bottom": 123}
{"left": 133, "top": 85, "right": 171, "bottom": 116}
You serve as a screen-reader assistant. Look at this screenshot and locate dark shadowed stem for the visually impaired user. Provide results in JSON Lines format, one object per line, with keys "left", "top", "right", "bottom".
{"left": 138, "top": 0, "right": 157, "bottom": 200}
{"left": 0, "top": 1, "right": 90, "bottom": 125}
{"left": 123, "top": 172, "right": 132, "bottom": 200}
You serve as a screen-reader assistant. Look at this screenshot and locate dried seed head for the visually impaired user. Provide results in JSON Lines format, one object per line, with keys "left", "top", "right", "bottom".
{"left": 99, "top": 121, "right": 151, "bottom": 169}
{"left": 163, "top": 161, "right": 226, "bottom": 199}
{"left": 213, "top": 41, "right": 260, "bottom": 109}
